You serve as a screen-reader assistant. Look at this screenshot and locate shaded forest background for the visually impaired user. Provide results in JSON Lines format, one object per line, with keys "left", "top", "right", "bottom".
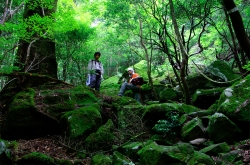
{"left": 1, "top": 0, "right": 250, "bottom": 97}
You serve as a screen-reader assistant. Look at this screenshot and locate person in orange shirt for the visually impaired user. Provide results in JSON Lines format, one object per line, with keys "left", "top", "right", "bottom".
{"left": 118, "top": 68, "right": 141, "bottom": 103}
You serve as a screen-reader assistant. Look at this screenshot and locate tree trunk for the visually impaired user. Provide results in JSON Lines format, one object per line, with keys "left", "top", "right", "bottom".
{"left": 15, "top": 0, "right": 58, "bottom": 80}
{"left": 222, "top": 0, "right": 250, "bottom": 60}
{"left": 169, "top": 0, "right": 191, "bottom": 104}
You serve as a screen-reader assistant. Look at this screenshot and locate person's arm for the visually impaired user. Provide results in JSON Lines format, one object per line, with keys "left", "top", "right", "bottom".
{"left": 87, "top": 60, "right": 92, "bottom": 71}
{"left": 101, "top": 63, "right": 104, "bottom": 75}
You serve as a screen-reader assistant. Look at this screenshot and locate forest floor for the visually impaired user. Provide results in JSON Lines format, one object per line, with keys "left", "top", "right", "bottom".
{"left": 1, "top": 112, "right": 250, "bottom": 164}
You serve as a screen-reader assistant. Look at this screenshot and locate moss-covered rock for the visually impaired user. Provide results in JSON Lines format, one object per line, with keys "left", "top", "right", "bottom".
{"left": 41, "top": 85, "right": 98, "bottom": 119}
{"left": 181, "top": 117, "right": 206, "bottom": 142}
{"left": 206, "top": 113, "right": 241, "bottom": 144}
{"left": 92, "top": 153, "right": 112, "bottom": 165}
{"left": 112, "top": 151, "right": 134, "bottom": 165}
{"left": 186, "top": 60, "right": 239, "bottom": 95}
{"left": 187, "top": 151, "right": 214, "bottom": 165}
{"left": 119, "top": 142, "right": 142, "bottom": 160}
{"left": 2, "top": 88, "right": 60, "bottom": 139}
{"left": 143, "top": 103, "right": 200, "bottom": 120}
{"left": 85, "top": 119, "right": 115, "bottom": 150}
{"left": 199, "top": 142, "right": 231, "bottom": 155}
{"left": 192, "top": 88, "right": 226, "bottom": 109}
{"left": 159, "top": 88, "right": 178, "bottom": 103}
{"left": 60, "top": 105, "right": 102, "bottom": 138}
{"left": 101, "top": 76, "right": 121, "bottom": 96}
{"left": 217, "top": 74, "right": 250, "bottom": 125}
{"left": 203, "top": 60, "right": 239, "bottom": 84}
{"left": 15, "top": 152, "right": 55, "bottom": 165}
{"left": 218, "top": 150, "right": 242, "bottom": 164}
{"left": 138, "top": 142, "right": 195, "bottom": 165}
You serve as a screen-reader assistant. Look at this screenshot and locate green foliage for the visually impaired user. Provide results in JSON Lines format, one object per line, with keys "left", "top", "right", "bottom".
{"left": 152, "top": 111, "right": 181, "bottom": 135}
{"left": 243, "top": 62, "right": 250, "bottom": 71}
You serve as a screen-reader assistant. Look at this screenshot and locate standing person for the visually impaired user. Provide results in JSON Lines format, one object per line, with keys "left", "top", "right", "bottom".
{"left": 87, "top": 52, "right": 104, "bottom": 91}
{"left": 118, "top": 68, "right": 141, "bottom": 103}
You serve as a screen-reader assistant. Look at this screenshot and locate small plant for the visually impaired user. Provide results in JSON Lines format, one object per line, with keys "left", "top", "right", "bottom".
{"left": 152, "top": 111, "right": 181, "bottom": 135}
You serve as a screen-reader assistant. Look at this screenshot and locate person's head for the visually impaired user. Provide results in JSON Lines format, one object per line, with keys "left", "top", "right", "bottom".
{"left": 94, "top": 52, "right": 101, "bottom": 60}
{"left": 127, "top": 68, "right": 134, "bottom": 74}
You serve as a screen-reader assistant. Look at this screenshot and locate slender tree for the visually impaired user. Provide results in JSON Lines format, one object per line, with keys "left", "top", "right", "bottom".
{"left": 169, "top": 0, "right": 191, "bottom": 104}
{"left": 222, "top": 0, "right": 250, "bottom": 60}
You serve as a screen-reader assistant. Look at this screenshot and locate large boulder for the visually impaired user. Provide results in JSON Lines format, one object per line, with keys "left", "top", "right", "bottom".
{"left": 138, "top": 141, "right": 213, "bottom": 165}
{"left": 143, "top": 103, "right": 200, "bottom": 127}
{"left": 199, "top": 142, "right": 231, "bottom": 156}
{"left": 60, "top": 105, "right": 102, "bottom": 138}
{"left": 192, "top": 87, "right": 226, "bottom": 109}
{"left": 206, "top": 113, "right": 241, "bottom": 144}
{"left": 181, "top": 117, "right": 206, "bottom": 142}
{"left": 186, "top": 60, "right": 239, "bottom": 95}
{"left": 217, "top": 74, "right": 250, "bottom": 134}
{"left": 84, "top": 119, "right": 115, "bottom": 150}
{"left": 2, "top": 88, "right": 60, "bottom": 140}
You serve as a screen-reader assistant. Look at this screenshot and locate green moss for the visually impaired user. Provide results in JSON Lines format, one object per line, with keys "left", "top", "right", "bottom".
{"left": 85, "top": 119, "right": 114, "bottom": 149}
{"left": 181, "top": 117, "right": 205, "bottom": 142}
{"left": 54, "top": 159, "right": 72, "bottom": 165}
{"left": 205, "top": 60, "right": 239, "bottom": 83}
{"left": 192, "top": 87, "right": 226, "bottom": 103}
{"left": 200, "top": 142, "right": 230, "bottom": 154}
{"left": 138, "top": 142, "right": 194, "bottom": 165}
{"left": 71, "top": 86, "right": 98, "bottom": 105}
{"left": 144, "top": 103, "right": 200, "bottom": 117}
{"left": 92, "top": 153, "right": 112, "bottom": 165}
{"left": 218, "top": 75, "right": 250, "bottom": 122}
{"left": 101, "top": 76, "right": 120, "bottom": 95}
{"left": 113, "top": 151, "right": 134, "bottom": 165}
{"left": 159, "top": 88, "right": 178, "bottom": 101}
{"left": 16, "top": 152, "right": 55, "bottom": 164}
{"left": 9, "top": 88, "right": 36, "bottom": 111}
{"left": 60, "top": 105, "right": 102, "bottom": 138}
{"left": 187, "top": 151, "right": 214, "bottom": 165}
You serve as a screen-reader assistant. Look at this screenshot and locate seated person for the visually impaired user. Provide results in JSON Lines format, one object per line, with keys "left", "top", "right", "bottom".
{"left": 118, "top": 68, "right": 141, "bottom": 103}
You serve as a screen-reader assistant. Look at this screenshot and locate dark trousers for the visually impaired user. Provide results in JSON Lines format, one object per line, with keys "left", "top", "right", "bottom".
{"left": 88, "top": 74, "right": 101, "bottom": 91}
{"left": 118, "top": 82, "right": 141, "bottom": 103}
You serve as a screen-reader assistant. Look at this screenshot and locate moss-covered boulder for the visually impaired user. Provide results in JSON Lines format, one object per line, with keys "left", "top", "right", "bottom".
{"left": 85, "top": 119, "right": 115, "bottom": 150}
{"left": 186, "top": 60, "right": 239, "bottom": 95}
{"left": 60, "top": 105, "right": 102, "bottom": 138}
{"left": 15, "top": 152, "right": 56, "bottom": 165}
{"left": 199, "top": 142, "right": 231, "bottom": 156}
{"left": 101, "top": 76, "right": 121, "bottom": 96}
{"left": 138, "top": 141, "right": 195, "bottom": 165}
{"left": 181, "top": 117, "right": 206, "bottom": 142}
{"left": 41, "top": 85, "right": 98, "bottom": 119}
{"left": 119, "top": 142, "right": 143, "bottom": 160}
{"left": 159, "top": 88, "right": 179, "bottom": 103}
{"left": 218, "top": 150, "right": 243, "bottom": 164}
{"left": 112, "top": 151, "right": 135, "bottom": 165}
{"left": 2, "top": 88, "right": 60, "bottom": 140}
{"left": 192, "top": 88, "right": 226, "bottom": 109}
{"left": 206, "top": 113, "right": 241, "bottom": 144}
{"left": 217, "top": 74, "right": 250, "bottom": 132}
{"left": 142, "top": 103, "right": 200, "bottom": 128}
{"left": 203, "top": 60, "right": 239, "bottom": 84}
{"left": 187, "top": 151, "right": 214, "bottom": 165}
{"left": 92, "top": 153, "right": 112, "bottom": 165}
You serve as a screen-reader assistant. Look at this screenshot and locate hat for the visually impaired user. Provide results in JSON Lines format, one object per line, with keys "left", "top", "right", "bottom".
{"left": 94, "top": 52, "right": 101, "bottom": 56}
{"left": 127, "top": 68, "right": 134, "bottom": 72}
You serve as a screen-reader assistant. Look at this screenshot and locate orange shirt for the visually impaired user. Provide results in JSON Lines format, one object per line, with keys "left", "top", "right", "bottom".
{"left": 128, "top": 73, "right": 141, "bottom": 87}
